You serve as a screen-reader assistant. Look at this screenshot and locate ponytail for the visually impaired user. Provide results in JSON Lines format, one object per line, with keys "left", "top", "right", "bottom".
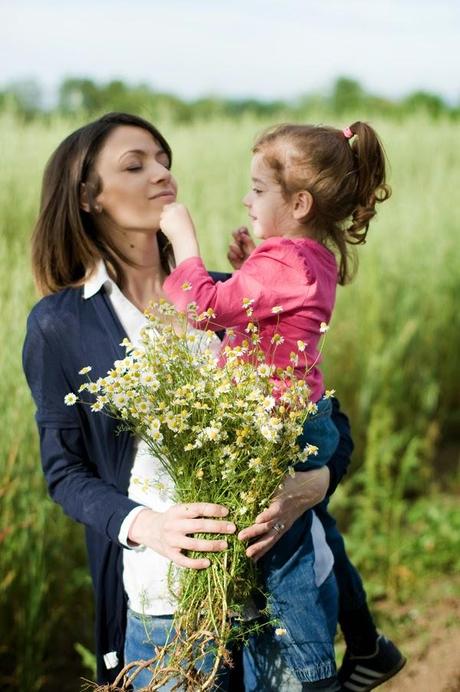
{"left": 346, "top": 121, "right": 391, "bottom": 246}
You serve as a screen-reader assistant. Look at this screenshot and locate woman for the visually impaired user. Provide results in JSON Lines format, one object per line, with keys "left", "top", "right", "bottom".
{"left": 22, "top": 112, "right": 402, "bottom": 691}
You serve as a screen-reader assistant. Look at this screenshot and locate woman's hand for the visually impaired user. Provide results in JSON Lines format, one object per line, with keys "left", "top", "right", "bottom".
{"left": 227, "top": 227, "right": 256, "bottom": 269}
{"left": 128, "top": 503, "right": 236, "bottom": 569}
{"left": 159, "top": 202, "right": 200, "bottom": 263}
{"left": 238, "top": 467, "right": 330, "bottom": 561}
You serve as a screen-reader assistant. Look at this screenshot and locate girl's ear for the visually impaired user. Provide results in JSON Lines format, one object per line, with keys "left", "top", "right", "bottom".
{"left": 292, "top": 190, "right": 314, "bottom": 220}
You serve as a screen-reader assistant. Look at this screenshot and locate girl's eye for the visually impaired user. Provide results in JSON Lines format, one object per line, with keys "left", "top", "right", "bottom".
{"left": 126, "top": 165, "right": 142, "bottom": 172}
{"left": 252, "top": 188, "right": 263, "bottom": 194}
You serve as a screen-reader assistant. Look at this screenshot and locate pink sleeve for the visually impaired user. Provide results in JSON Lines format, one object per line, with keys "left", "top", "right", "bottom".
{"left": 163, "top": 244, "right": 308, "bottom": 329}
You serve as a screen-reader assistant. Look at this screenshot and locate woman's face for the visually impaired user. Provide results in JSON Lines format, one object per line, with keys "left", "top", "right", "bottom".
{"left": 91, "top": 125, "right": 177, "bottom": 232}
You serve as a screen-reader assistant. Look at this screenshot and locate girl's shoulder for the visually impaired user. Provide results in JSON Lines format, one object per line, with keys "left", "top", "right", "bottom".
{"left": 254, "top": 236, "right": 337, "bottom": 279}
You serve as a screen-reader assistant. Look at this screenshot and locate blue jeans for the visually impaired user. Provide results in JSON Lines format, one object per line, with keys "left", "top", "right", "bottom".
{"left": 124, "top": 572, "right": 337, "bottom": 691}
{"left": 124, "top": 609, "right": 230, "bottom": 691}
{"left": 255, "top": 397, "right": 340, "bottom": 682}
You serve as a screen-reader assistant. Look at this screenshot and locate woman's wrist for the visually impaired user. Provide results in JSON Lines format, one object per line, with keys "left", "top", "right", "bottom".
{"left": 128, "top": 507, "right": 160, "bottom": 545}
{"left": 295, "top": 466, "right": 330, "bottom": 509}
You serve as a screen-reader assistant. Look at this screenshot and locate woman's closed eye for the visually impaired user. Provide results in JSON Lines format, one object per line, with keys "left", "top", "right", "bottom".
{"left": 252, "top": 188, "right": 263, "bottom": 194}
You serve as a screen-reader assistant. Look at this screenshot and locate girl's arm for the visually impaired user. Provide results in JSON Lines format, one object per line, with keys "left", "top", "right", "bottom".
{"left": 160, "top": 202, "right": 200, "bottom": 265}
{"left": 162, "top": 214, "right": 305, "bottom": 330}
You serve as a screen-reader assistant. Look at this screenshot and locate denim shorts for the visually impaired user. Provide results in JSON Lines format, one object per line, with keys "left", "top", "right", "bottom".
{"left": 295, "top": 396, "right": 340, "bottom": 471}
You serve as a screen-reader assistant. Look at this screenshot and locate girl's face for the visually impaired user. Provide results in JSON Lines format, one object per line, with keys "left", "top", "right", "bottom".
{"left": 91, "top": 125, "right": 177, "bottom": 233}
{"left": 243, "top": 153, "right": 293, "bottom": 239}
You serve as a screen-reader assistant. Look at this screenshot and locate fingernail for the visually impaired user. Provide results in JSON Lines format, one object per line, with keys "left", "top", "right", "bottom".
{"left": 226, "top": 523, "right": 236, "bottom": 532}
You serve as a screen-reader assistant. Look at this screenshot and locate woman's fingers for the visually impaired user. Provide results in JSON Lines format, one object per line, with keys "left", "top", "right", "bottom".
{"left": 166, "top": 548, "right": 211, "bottom": 570}
{"left": 174, "top": 535, "right": 228, "bottom": 553}
{"left": 245, "top": 527, "right": 284, "bottom": 560}
{"left": 176, "top": 502, "right": 229, "bottom": 519}
{"left": 255, "top": 500, "right": 283, "bottom": 525}
{"left": 238, "top": 520, "right": 273, "bottom": 542}
{"left": 173, "top": 518, "right": 236, "bottom": 535}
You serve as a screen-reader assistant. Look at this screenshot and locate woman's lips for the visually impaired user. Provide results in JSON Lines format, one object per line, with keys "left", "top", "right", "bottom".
{"left": 150, "top": 190, "right": 176, "bottom": 200}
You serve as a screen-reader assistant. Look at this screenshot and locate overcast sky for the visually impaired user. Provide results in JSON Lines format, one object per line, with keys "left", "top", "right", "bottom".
{"left": 1, "top": 0, "right": 459, "bottom": 104}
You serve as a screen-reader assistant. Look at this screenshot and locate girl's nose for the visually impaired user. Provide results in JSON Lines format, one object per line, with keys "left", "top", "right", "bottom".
{"left": 242, "top": 193, "right": 251, "bottom": 207}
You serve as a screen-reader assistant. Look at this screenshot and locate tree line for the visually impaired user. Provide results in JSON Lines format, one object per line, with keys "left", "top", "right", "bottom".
{"left": 1, "top": 76, "right": 457, "bottom": 121}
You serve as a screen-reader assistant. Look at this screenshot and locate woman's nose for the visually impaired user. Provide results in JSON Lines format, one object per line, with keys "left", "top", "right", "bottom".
{"left": 150, "top": 162, "right": 171, "bottom": 184}
{"left": 242, "top": 193, "right": 251, "bottom": 207}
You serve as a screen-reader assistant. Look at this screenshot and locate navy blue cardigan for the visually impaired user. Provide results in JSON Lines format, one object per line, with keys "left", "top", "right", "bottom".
{"left": 22, "top": 273, "right": 352, "bottom": 684}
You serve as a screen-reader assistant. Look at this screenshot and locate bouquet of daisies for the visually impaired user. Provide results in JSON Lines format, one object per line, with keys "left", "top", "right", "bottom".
{"left": 68, "top": 301, "right": 320, "bottom": 691}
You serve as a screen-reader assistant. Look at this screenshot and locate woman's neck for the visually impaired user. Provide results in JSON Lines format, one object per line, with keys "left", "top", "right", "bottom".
{"left": 113, "top": 229, "right": 168, "bottom": 312}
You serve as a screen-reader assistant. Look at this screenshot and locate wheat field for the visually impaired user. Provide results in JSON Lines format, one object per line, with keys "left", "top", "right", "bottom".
{"left": 0, "top": 110, "right": 459, "bottom": 690}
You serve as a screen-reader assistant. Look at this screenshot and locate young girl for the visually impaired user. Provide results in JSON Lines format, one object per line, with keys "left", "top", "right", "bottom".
{"left": 160, "top": 121, "right": 391, "bottom": 690}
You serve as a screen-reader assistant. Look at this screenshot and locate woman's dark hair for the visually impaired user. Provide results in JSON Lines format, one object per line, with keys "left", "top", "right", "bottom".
{"left": 32, "top": 112, "right": 175, "bottom": 294}
{"left": 253, "top": 122, "right": 391, "bottom": 284}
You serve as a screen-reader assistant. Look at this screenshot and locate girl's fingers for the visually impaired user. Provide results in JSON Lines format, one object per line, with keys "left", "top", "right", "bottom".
{"left": 228, "top": 242, "right": 244, "bottom": 259}
{"left": 232, "top": 226, "right": 248, "bottom": 240}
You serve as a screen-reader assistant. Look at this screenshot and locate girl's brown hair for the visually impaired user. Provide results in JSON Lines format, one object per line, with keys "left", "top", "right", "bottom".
{"left": 253, "top": 122, "right": 391, "bottom": 284}
{"left": 32, "top": 112, "right": 175, "bottom": 295}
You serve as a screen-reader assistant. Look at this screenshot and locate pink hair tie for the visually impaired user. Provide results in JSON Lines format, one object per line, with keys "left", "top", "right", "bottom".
{"left": 342, "top": 126, "right": 353, "bottom": 139}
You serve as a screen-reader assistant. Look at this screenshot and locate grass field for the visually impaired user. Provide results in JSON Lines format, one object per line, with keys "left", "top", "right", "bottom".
{"left": 0, "top": 109, "right": 459, "bottom": 690}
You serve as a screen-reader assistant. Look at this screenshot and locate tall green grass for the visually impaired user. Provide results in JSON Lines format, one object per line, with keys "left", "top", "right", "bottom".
{"left": 1, "top": 110, "right": 459, "bottom": 689}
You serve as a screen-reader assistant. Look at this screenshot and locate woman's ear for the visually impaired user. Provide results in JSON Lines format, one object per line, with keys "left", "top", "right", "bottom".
{"left": 80, "top": 183, "right": 91, "bottom": 213}
{"left": 80, "top": 183, "right": 102, "bottom": 213}
{"left": 292, "top": 190, "right": 314, "bottom": 220}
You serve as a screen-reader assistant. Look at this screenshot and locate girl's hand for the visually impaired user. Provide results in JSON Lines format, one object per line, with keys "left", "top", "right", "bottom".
{"left": 159, "top": 202, "right": 200, "bottom": 264}
{"left": 237, "top": 467, "right": 330, "bottom": 561}
{"left": 227, "top": 227, "right": 256, "bottom": 269}
{"left": 128, "top": 503, "right": 236, "bottom": 569}
{"left": 160, "top": 202, "right": 196, "bottom": 243}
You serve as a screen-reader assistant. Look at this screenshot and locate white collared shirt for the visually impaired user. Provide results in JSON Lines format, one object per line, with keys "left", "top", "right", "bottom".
{"left": 83, "top": 261, "right": 333, "bottom": 615}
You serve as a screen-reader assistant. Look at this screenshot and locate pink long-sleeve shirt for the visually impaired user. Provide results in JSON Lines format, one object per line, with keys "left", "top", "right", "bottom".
{"left": 163, "top": 236, "right": 338, "bottom": 403}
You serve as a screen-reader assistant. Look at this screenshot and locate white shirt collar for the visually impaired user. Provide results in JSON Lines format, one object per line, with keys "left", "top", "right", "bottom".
{"left": 83, "top": 260, "right": 113, "bottom": 299}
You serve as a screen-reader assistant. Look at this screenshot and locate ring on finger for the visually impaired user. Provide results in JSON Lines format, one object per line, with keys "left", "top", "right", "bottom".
{"left": 272, "top": 522, "right": 285, "bottom": 535}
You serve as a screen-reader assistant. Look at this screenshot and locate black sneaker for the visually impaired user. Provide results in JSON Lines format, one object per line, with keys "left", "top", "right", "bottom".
{"left": 338, "top": 635, "right": 406, "bottom": 691}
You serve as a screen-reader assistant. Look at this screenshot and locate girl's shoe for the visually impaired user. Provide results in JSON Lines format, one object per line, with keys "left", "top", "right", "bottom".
{"left": 338, "top": 635, "right": 406, "bottom": 691}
